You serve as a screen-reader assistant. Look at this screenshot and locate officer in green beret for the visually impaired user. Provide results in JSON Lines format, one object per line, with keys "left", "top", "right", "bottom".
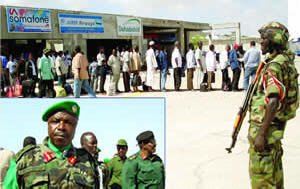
{"left": 122, "top": 131, "right": 165, "bottom": 189}
{"left": 3, "top": 100, "right": 99, "bottom": 189}
{"left": 247, "top": 22, "right": 299, "bottom": 189}
{"left": 107, "top": 139, "right": 128, "bottom": 189}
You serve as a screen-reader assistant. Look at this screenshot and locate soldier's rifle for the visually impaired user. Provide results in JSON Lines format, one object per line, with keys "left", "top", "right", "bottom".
{"left": 225, "top": 62, "right": 265, "bottom": 153}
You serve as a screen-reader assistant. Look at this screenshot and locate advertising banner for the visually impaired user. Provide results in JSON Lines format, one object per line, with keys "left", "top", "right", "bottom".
{"left": 6, "top": 7, "right": 51, "bottom": 33}
{"left": 58, "top": 13, "right": 104, "bottom": 33}
{"left": 117, "top": 16, "right": 142, "bottom": 36}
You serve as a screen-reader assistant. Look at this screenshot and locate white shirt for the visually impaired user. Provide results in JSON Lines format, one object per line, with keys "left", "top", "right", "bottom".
{"left": 205, "top": 51, "right": 217, "bottom": 72}
{"left": 64, "top": 54, "right": 72, "bottom": 66}
{"left": 219, "top": 50, "right": 229, "bottom": 70}
{"left": 195, "top": 48, "right": 206, "bottom": 68}
{"left": 55, "top": 56, "right": 68, "bottom": 76}
{"left": 97, "top": 53, "right": 106, "bottom": 66}
{"left": 145, "top": 48, "right": 158, "bottom": 69}
{"left": 186, "top": 50, "right": 196, "bottom": 69}
{"left": 171, "top": 47, "right": 182, "bottom": 68}
{"left": 6, "top": 60, "right": 16, "bottom": 74}
{"left": 122, "top": 51, "right": 131, "bottom": 72}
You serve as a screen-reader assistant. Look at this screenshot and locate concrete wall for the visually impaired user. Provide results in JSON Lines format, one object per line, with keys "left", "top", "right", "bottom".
{"left": 1, "top": 5, "right": 211, "bottom": 55}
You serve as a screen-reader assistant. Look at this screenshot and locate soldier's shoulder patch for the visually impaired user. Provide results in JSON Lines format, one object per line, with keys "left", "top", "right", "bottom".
{"left": 15, "top": 144, "right": 38, "bottom": 162}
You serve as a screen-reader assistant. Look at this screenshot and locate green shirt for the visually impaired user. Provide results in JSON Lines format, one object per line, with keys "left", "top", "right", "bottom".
{"left": 122, "top": 151, "right": 165, "bottom": 189}
{"left": 107, "top": 154, "right": 126, "bottom": 188}
{"left": 40, "top": 55, "right": 54, "bottom": 80}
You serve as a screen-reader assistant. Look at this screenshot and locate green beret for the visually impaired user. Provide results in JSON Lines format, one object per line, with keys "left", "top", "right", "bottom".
{"left": 117, "top": 139, "right": 128, "bottom": 146}
{"left": 136, "top": 131, "right": 154, "bottom": 143}
{"left": 42, "top": 100, "right": 80, "bottom": 121}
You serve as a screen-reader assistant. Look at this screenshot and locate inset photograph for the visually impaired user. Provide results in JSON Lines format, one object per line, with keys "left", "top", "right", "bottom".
{"left": 0, "top": 98, "right": 165, "bottom": 189}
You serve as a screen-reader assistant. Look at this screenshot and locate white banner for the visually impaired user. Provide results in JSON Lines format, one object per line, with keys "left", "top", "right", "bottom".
{"left": 117, "top": 16, "right": 142, "bottom": 36}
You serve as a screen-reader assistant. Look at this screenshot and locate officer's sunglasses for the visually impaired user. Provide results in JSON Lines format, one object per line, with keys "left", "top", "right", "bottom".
{"left": 117, "top": 145, "right": 127, "bottom": 150}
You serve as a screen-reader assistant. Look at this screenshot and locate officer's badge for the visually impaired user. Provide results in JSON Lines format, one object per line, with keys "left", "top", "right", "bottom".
{"left": 72, "top": 105, "right": 78, "bottom": 114}
{"left": 43, "top": 151, "right": 53, "bottom": 162}
{"left": 68, "top": 154, "right": 78, "bottom": 166}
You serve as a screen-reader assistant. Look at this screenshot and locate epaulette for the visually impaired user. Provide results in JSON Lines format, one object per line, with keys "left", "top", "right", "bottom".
{"left": 15, "top": 144, "right": 37, "bottom": 162}
{"left": 129, "top": 154, "right": 137, "bottom": 160}
{"left": 151, "top": 154, "right": 163, "bottom": 162}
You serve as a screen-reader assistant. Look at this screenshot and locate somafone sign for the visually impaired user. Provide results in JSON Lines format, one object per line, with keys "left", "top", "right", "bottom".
{"left": 117, "top": 16, "right": 142, "bottom": 36}
{"left": 6, "top": 7, "right": 51, "bottom": 33}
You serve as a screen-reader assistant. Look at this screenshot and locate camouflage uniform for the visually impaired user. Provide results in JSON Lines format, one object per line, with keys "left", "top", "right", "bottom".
{"left": 4, "top": 137, "right": 99, "bottom": 189}
{"left": 248, "top": 22, "right": 299, "bottom": 189}
{"left": 122, "top": 151, "right": 165, "bottom": 189}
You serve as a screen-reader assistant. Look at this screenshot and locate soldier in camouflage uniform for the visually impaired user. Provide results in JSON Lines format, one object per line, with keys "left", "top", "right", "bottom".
{"left": 81, "top": 132, "right": 109, "bottom": 189}
{"left": 3, "top": 100, "right": 99, "bottom": 189}
{"left": 248, "top": 22, "right": 299, "bottom": 189}
{"left": 122, "top": 131, "right": 165, "bottom": 189}
{"left": 107, "top": 139, "right": 128, "bottom": 189}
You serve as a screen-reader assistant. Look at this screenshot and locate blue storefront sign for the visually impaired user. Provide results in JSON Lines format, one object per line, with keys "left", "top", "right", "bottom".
{"left": 6, "top": 7, "right": 52, "bottom": 33}
{"left": 58, "top": 13, "right": 104, "bottom": 33}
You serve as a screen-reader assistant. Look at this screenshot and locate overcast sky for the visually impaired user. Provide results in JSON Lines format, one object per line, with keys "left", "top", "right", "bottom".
{"left": 1, "top": 0, "right": 287, "bottom": 36}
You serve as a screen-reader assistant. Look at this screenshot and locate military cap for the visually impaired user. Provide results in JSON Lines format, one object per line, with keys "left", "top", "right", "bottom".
{"left": 258, "top": 22, "right": 289, "bottom": 48}
{"left": 117, "top": 139, "right": 128, "bottom": 146}
{"left": 136, "top": 131, "right": 154, "bottom": 143}
{"left": 42, "top": 100, "right": 80, "bottom": 121}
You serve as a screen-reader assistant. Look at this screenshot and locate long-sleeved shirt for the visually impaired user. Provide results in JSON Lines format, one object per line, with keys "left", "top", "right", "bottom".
{"left": 158, "top": 50, "right": 168, "bottom": 71}
{"left": 205, "top": 51, "right": 217, "bottom": 72}
{"left": 243, "top": 47, "right": 261, "bottom": 68}
{"left": 40, "top": 55, "right": 54, "bottom": 80}
{"left": 186, "top": 50, "right": 196, "bottom": 69}
{"left": 229, "top": 50, "right": 240, "bottom": 70}
{"left": 219, "top": 50, "right": 229, "bottom": 70}
{"left": 171, "top": 47, "right": 182, "bottom": 68}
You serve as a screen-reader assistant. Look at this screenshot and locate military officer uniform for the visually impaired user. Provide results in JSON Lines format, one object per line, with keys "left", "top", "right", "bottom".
{"left": 107, "top": 139, "right": 128, "bottom": 189}
{"left": 248, "top": 22, "right": 299, "bottom": 189}
{"left": 3, "top": 101, "right": 99, "bottom": 189}
{"left": 122, "top": 131, "right": 165, "bottom": 189}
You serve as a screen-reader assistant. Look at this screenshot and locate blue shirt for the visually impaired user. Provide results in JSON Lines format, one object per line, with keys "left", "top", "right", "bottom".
{"left": 243, "top": 47, "right": 261, "bottom": 68}
{"left": 229, "top": 50, "right": 240, "bottom": 70}
{"left": 0, "top": 55, "right": 8, "bottom": 68}
{"left": 158, "top": 51, "right": 168, "bottom": 71}
{"left": 89, "top": 61, "right": 98, "bottom": 76}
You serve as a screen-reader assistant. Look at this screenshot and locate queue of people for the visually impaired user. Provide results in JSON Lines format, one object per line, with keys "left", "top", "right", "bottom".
{"left": 0, "top": 40, "right": 261, "bottom": 98}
